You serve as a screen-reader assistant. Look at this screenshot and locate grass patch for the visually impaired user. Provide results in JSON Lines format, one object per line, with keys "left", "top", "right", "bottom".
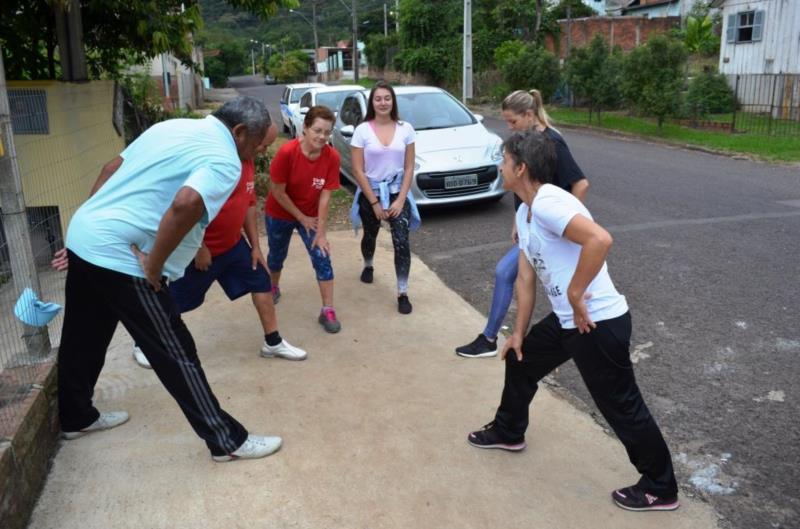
{"left": 548, "top": 107, "right": 800, "bottom": 163}
{"left": 355, "top": 77, "right": 378, "bottom": 89}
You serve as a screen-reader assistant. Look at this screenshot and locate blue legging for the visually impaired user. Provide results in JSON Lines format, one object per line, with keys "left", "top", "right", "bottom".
{"left": 483, "top": 245, "right": 519, "bottom": 339}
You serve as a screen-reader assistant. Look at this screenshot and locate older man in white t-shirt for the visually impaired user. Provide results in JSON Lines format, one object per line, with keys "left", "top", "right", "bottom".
{"left": 56, "top": 97, "right": 281, "bottom": 462}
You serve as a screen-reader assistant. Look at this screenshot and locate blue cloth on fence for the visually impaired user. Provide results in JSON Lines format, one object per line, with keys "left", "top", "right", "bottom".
{"left": 14, "top": 287, "right": 62, "bottom": 327}
{"left": 349, "top": 172, "right": 421, "bottom": 234}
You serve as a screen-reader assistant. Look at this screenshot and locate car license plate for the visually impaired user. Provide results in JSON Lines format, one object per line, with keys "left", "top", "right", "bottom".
{"left": 444, "top": 174, "right": 478, "bottom": 189}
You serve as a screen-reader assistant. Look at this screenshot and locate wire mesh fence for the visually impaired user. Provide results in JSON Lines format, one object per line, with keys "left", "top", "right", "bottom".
{"left": 0, "top": 78, "right": 124, "bottom": 436}
{"left": 729, "top": 73, "right": 800, "bottom": 136}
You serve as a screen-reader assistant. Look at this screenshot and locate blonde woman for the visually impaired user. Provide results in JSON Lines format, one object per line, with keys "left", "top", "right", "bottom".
{"left": 456, "top": 89, "right": 589, "bottom": 358}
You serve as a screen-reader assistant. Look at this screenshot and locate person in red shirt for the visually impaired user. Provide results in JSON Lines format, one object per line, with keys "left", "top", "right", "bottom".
{"left": 133, "top": 121, "right": 307, "bottom": 367}
{"left": 266, "top": 106, "right": 341, "bottom": 333}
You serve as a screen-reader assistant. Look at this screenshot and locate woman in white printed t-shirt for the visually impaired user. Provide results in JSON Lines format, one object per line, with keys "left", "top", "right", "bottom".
{"left": 350, "top": 81, "right": 419, "bottom": 315}
{"left": 467, "top": 131, "right": 680, "bottom": 513}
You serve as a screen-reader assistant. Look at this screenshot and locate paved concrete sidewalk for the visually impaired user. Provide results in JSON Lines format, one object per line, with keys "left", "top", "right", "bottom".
{"left": 28, "top": 231, "right": 720, "bottom": 529}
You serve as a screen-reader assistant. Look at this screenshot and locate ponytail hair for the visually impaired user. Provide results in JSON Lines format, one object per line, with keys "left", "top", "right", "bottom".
{"left": 501, "top": 89, "right": 552, "bottom": 128}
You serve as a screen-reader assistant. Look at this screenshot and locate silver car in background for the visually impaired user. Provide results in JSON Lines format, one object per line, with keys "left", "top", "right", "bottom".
{"left": 330, "top": 86, "right": 505, "bottom": 207}
{"left": 291, "top": 85, "right": 363, "bottom": 139}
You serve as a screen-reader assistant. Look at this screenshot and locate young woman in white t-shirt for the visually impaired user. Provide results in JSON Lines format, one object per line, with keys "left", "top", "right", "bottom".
{"left": 350, "top": 81, "right": 417, "bottom": 314}
{"left": 467, "top": 131, "right": 680, "bottom": 513}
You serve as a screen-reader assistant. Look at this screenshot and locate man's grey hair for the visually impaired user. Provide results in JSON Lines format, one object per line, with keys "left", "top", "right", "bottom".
{"left": 212, "top": 96, "right": 271, "bottom": 136}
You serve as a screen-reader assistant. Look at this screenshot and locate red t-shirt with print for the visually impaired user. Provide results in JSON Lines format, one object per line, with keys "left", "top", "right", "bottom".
{"left": 203, "top": 159, "right": 256, "bottom": 257}
{"left": 265, "top": 139, "right": 340, "bottom": 221}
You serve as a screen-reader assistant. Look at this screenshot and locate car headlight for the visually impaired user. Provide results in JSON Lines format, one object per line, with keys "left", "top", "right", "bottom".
{"left": 487, "top": 138, "right": 503, "bottom": 162}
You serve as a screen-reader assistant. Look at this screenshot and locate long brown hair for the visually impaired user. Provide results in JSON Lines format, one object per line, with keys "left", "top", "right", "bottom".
{"left": 365, "top": 80, "right": 399, "bottom": 122}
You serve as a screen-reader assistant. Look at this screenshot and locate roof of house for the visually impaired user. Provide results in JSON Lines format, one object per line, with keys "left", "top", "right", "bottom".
{"left": 623, "top": 0, "right": 679, "bottom": 12}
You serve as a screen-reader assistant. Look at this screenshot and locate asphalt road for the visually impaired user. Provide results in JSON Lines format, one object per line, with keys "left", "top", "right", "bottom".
{"left": 230, "top": 76, "right": 800, "bottom": 529}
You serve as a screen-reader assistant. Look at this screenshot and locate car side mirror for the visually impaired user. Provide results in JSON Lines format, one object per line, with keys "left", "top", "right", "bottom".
{"left": 474, "top": 113, "right": 484, "bottom": 123}
{"left": 300, "top": 107, "right": 309, "bottom": 114}
{"left": 340, "top": 125, "right": 355, "bottom": 137}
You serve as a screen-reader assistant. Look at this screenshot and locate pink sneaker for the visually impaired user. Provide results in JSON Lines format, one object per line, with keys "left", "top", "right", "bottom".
{"left": 318, "top": 307, "right": 341, "bottom": 333}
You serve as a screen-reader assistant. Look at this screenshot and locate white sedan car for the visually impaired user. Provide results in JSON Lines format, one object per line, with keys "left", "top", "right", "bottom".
{"left": 279, "top": 82, "right": 324, "bottom": 136}
{"left": 290, "top": 84, "right": 363, "bottom": 139}
{"left": 330, "top": 86, "right": 505, "bottom": 206}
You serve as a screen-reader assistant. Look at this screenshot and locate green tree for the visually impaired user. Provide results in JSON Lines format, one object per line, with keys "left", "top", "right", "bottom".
{"left": 268, "top": 49, "right": 308, "bottom": 82}
{"left": 0, "top": 0, "right": 297, "bottom": 80}
{"left": 621, "top": 35, "right": 688, "bottom": 132}
{"left": 365, "top": 33, "right": 399, "bottom": 71}
{"left": 493, "top": 40, "right": 526, "bottom": 71}
{"left": 565, "top": 34, "right": 622, "bottom": 124}
{"left": 394, "top": 0, "right": 460, "bottom": 83}
{"left": 501, "top": 44, "right": 560, "bottom": 100}
{"left": 204, "top": 39, "right": 247, "bottom": 87}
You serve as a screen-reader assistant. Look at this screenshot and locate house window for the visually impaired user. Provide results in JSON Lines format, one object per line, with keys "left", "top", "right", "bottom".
{"left": 737, "top": 11, "right": 754, "bottom": 42}
{"left": 727, "top": 10, "right": 764, "bottom": 44}
{"left": 8, "top": 89, "right": 49, "bottom": 135}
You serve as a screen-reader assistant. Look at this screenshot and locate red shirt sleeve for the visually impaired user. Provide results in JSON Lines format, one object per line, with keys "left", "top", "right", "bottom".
{"left": 324, "top": 147, "right": 341, "bottom": 191}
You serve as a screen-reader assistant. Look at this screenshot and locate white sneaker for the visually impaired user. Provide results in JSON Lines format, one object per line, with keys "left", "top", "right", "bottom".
{"left": 212, "top": 434, "right": 283, "bottom": 462}
{"left": 132, "top": 345, "right": 152, "bottom": 369}
{"left": 62, "top": 411, "right": 130, "bottom": 440}
{"left": 260, "top": 339, "right": 307, "bottom": 361}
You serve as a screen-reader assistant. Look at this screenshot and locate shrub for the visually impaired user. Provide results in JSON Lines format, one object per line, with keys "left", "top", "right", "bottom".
{"left": 493, "top": 40, "right": 526, "bottom": 71}
{"left": 686, "top": 69, "right": 737, "bottom": 118}
{"left": 501, "top": 45, "right": 560, "bottom": 100}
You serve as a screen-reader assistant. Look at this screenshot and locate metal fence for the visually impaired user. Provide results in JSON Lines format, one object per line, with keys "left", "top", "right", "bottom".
{"left": 729, "top": 73, "right": 800, "bottom": 136}
{"left": 0, "top": 68, "right": 124, "bottom": 435}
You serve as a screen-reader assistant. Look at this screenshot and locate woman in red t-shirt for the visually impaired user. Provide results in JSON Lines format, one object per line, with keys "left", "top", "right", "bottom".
{"left": 265, "top": 106, "right": 342, "bottom": 333}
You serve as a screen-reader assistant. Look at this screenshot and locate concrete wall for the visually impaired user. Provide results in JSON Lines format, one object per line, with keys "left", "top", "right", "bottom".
{"left": 545, "top": 16, "right": 681, "bottom": 59}
{"left": 719, "top": 0, "right": 800, "bottom": 75}
{"left": 0, "top": 362, "right": 58, "bottom": 529}
{"left": 8, "top": 80, "right": 126, "bottom": 242}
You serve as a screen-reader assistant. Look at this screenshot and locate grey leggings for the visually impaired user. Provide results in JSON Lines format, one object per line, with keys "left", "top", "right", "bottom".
{"left": 358, "top": 192, "right": 411, "bottom": 293}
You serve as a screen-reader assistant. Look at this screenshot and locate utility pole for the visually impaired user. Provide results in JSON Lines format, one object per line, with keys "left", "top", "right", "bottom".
{"left": 384, "top": 3, "right": 388, "bottom": 36}
{"left": 352, "top": 0, "right": 359, "bottom": 83}
{"left": 53, "top": 0, "right": 88, "bottom": 82}
{"left": 251, "top": 48, "right": 256, "bottom": 75}
{"left": 0, "top": 46, "right": 51, "bottom": 356}
{"left": 312, "top": 1, "right": 320, "bottom": 63}
{"left": 395, "top": 0, "right": 399, "bottom": 32}
{"left": 462, "top": 0, "right": 473, "bottom": 103}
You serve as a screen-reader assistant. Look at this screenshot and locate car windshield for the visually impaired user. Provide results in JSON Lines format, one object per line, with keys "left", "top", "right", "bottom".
{"left": 316, "top": 91, "right": 355, "bottom": 112}
{"left": 396, "top": 92, "right": 476, "bottom": 130}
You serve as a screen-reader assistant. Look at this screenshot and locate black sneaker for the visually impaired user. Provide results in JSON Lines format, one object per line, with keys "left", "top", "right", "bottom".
{"left": 360, "top": 266, "right": 374, "bottom": 283}
{"left": 456, "top": 334, "right": 498, "bottom": 358}
{"left": 611, "top": 485, "right": 680, "bottom": 512}
{"left": 467, "top": 421, "right": 526, "bottom": 451}
{"left": 397, "top": 294, "right": 412, "bottom": 314}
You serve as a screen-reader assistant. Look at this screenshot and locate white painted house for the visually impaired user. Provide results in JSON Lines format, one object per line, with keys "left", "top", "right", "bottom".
{"left": 712, "top": 0, "right": 799, "bottom": 120}
{"left": 713, "top": 0, "right": 800, "bottom": 75}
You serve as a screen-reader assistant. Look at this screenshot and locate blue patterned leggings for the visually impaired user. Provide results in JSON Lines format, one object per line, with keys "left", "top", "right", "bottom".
{"left": 266, "top": 215, "right": 334, "bottom": 281}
